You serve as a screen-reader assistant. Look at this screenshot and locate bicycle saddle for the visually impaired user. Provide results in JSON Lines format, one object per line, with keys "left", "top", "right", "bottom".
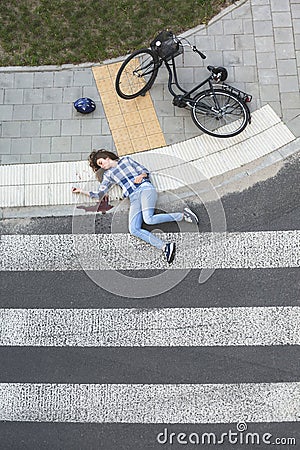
{"left": 207, "top": 66, "right": 228, "bottom": 82}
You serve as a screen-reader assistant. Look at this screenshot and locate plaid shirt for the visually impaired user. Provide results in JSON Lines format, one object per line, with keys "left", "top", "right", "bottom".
{"left": 89, "top": 156, "right": 150, "bottom": 200}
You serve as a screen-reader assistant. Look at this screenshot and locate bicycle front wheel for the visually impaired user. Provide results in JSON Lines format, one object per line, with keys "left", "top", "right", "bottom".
{"left": 115, "top": 48, "right": 159, "bottom": 99}
{"left": 191, "top": 89, "right": 249, "bottom": 138}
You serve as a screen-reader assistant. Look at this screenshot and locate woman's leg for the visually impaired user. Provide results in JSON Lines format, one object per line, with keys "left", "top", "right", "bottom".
{"left": 128, "top": 190, "right": 165, "bottom": 250}
{"left": 140, "top": 184, "right": 183, "bottom": 225}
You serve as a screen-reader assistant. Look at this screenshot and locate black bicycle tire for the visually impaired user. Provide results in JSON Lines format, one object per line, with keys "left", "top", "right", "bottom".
{"left": 115, "top": 48, "right": 159, "bottom": 99}
{"left": 191, "top": 89, "right": 249, "bottom": 138}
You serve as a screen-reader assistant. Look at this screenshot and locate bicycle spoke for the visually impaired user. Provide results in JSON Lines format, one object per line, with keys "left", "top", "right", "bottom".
{"left": 116, "top": 49, "right": 158, "bottom": 99}
{"left": 119, "top": 58, "right": 147, "bottom": 96}
{"left": 192, "top": 90, "right": 248, "bottom": 137}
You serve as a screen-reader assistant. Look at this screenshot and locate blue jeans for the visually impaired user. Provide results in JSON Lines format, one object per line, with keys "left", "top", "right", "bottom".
{"left": 128, "top": 182, "right": 183, "bottom": 250}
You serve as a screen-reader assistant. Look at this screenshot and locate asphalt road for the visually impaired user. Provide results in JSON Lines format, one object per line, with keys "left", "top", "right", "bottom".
{"left": 0, "top": 154, "right": 299, "bottom": 449}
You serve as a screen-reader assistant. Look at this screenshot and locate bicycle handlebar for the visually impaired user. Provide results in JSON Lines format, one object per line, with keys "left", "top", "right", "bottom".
{"left": 175, "top": 35, "right": 206, "bottom": 60}
{"left": 192, "top": 45, "right": 206, "bottom": 59}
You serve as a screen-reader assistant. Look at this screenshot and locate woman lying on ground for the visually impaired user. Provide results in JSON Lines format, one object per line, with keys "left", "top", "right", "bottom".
{"left": 72, "top": 149, "right": 198, "bottom": 264}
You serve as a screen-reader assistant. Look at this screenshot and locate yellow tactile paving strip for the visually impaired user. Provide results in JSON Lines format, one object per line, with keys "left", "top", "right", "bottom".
{"left": 92, "top": 63, "right": 166, "bottom": 156}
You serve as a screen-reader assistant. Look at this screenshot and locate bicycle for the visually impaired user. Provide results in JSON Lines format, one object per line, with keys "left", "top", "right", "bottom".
{"left": 115, "top": 30, "right": 252, "bottom": 138}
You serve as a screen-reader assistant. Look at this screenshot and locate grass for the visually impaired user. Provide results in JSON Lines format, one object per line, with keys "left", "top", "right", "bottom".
{"left": 0, "top": 0, "right": 235, "bottom": 67}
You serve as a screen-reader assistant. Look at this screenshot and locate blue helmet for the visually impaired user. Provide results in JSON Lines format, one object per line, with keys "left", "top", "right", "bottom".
{"left": 74, "top": 97, "right": 96, "bottom": 114}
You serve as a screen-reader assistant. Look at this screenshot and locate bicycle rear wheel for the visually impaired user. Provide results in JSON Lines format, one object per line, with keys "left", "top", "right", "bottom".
{"left": 191, "top": 89, "right": 249, "bottom": 138}
{"left": 115, "top": 48, "right": 159, "bottom": 99}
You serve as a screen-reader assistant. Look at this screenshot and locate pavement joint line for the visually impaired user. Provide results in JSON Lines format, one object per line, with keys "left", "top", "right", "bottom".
{"left": 0, "top": 382, "right": 299, "bottom": 423}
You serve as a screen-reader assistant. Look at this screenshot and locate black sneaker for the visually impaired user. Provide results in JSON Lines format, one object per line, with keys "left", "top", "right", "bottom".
{"left": 183, "top": 207, "right": 198, "bottom": 224}
{"left": 164, "top": 242, "right": 176, "bottom": 264}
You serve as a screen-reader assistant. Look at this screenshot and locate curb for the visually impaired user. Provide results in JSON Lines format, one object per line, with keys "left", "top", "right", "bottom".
{"left": 1, "top": 143, "right": 299, "bottom": 221}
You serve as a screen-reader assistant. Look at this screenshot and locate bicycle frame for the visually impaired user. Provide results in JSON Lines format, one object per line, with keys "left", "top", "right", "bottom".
{"left": 164, "top": 56, "right": 214, "bottom": 107}
{"left": 115, "top": 32, "right": 252, "bottom": 136}
{"left": 156, "top": 53, "right": 251, "bottom": 116}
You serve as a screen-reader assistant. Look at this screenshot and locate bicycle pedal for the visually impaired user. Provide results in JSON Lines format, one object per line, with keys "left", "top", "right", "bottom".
{"left": 173, "top": 95, "right": 186, "bottom": 108}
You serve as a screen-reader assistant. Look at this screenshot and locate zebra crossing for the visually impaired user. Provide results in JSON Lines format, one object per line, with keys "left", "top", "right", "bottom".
{"left": 1, "top": 382, "right": 299, "bottom": 423}
{"left": 1, "top": 230, "right": 299, "bottom": 271}
{"left": 0, "top": 229, "right": 299, "bottom": 446}
{"left": 1, "top": 306, "right": 299, "bottom": 347}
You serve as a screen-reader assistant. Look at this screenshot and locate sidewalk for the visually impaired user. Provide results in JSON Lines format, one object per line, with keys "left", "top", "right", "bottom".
{"left": 0, "top": 0, "right": 299, "bottom": 214}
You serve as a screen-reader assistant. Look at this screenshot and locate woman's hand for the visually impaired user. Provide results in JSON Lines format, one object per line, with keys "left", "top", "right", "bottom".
{"left": 72, "top": 187, "right": 91, "bottom": 197}
{"left": 134, "top": 173, "right": 147, "bottom": 184}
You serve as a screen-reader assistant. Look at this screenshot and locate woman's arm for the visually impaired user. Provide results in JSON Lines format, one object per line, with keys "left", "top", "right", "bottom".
{"left": 123, "top": 156, "right": 150, "bottom": 184}
{"left": 72, "top": 187, "right": 90, "bottom": 196}
{"left": 134, "top": 173, "right": 148, "bottom": 184}
{"left": 124, "top": 156, "right": 150, "bottom": 176}
{"left": 72, "top": 185, "right": 108, "bottom": 200}
{"left": 72, "top": 174, "right": 114, "bottom": 199}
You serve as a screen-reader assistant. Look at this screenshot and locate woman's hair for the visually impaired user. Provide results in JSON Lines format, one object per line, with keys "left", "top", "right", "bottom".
{"left": 88, "top": 149, "right": 119, "bottom": 173}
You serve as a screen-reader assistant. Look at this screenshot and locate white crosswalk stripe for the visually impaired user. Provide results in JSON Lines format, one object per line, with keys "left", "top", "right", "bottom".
{"left": 0, "top": 307, "right": 299, "bottom": 347}
{"left": 0, "top": 382, "right": 299, "bottom": 423}
{"left": 1, "top": 230, "right": 299, "bottom": 271}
